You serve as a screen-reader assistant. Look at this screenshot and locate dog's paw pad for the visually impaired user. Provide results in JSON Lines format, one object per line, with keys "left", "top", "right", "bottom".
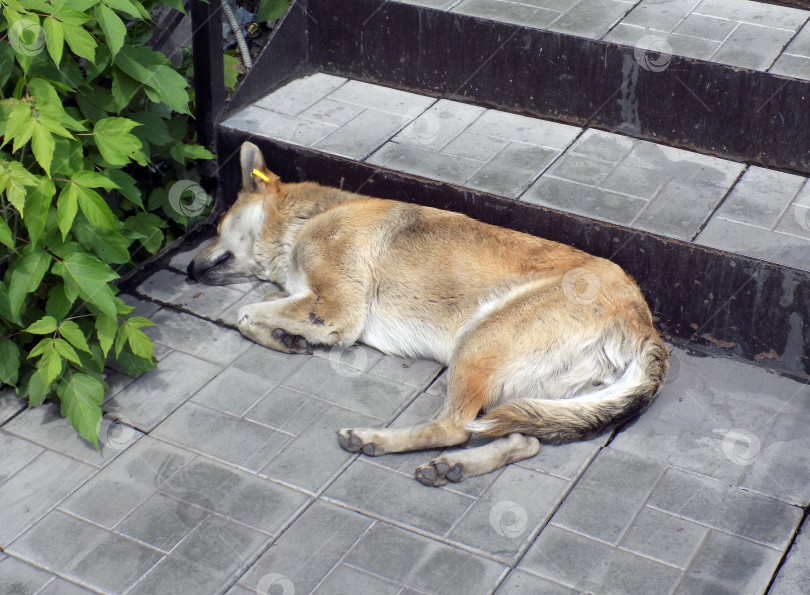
{"left": 361, "top": 442, "right": 379, "bottom": 457}
{"left": 415, "top": 459, "right": 464, "bottom": 487}
{"left": 271, "top": 328, "right": 311, "bottom": 354}
{"left": 337, "top": 429, "right": 364, "bottom": 453}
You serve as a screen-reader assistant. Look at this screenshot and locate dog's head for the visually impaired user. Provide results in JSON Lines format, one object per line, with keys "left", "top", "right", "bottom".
{"left": 187, "top": 142, "right": 283, "bottom": 285}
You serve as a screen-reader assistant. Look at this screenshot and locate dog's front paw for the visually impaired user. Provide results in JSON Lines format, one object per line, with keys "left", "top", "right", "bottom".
{"left": 337, "top": 429, "right": 380, "bottom": 456}
{"left": 270, "top": 329, "right": 312, "bottom": 354}
{"left": 415, "top": 457, "right": 464, "bottom": 487}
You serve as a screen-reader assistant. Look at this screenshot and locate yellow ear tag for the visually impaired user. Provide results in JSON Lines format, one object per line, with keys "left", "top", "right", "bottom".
{"left": 252, "top": 169, "right": 270, "bottom": 182}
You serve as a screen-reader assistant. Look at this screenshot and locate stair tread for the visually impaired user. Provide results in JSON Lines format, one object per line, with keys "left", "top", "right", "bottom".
{"left": 394, "top": 0, "right": 810, "bottom": 80}
{"left": 221, "top": 73, "right": 810, "bottom": 273}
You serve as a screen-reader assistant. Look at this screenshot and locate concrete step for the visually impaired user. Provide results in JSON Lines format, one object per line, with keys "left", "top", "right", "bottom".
{"left": 216, "top": 71, "right": 810, "bottom": 379}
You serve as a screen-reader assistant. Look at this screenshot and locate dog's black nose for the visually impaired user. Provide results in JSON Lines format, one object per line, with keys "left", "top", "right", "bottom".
{"left": 186, "top": 259, "right": 196, "bottom": 280}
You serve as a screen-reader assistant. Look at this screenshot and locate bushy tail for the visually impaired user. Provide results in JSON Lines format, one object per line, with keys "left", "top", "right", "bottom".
{"left": 465, "top": 336, "right": 668, "bottom": 443}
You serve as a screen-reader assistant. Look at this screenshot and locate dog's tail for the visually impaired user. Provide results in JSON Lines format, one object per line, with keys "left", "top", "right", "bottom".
{"left": 464, "top": 336, "right": 668, "bottom": 443}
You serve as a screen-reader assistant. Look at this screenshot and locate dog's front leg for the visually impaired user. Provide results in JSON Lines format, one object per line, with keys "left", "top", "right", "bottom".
{"left": 236, "top": 291, "right": 361, "bottom": 353}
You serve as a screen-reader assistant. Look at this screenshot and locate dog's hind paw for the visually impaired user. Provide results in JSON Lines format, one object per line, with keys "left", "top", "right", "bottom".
{"left": 337, "top": 429, "right": 381, "bottom": 455}
{"left": 270, "top": 329, "right": 312, "bottom": 354}
{"left": 415, "top": 458, "right": 464, "bottom": 487}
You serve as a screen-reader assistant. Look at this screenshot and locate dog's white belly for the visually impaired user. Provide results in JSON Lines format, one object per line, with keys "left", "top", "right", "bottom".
{"left": 360, "top": 308, "right": 454, "bottom": 364}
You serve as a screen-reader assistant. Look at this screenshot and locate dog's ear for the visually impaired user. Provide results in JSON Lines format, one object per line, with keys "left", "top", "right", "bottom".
{"left": 240, "top": 142, "right": 280, "bottom": 194}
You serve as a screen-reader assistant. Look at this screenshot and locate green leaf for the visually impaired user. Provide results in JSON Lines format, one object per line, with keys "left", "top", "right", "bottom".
{"left": 8, "top": 251, "right": 51, "bottom": 320}
{"left": 57, "top": 183, "right": 78, "bottom": 239}
{"left": 130, "top": 110, "right": 173, "bottom": 147}
{"left": 107, "top": 169, "right": 143, "bottom": 208}
{"left": 93, "top": 117, "right": 144, "bottom": 166}
{"left": 53, "top": 337, "right": 81, "bottom": 364}
{"left": 58, "top": 320, "right": 91, "bottom": 353}
{"left": 28, "top": 338, "right": 52, "bottom": 358}
{"left": 257, "top": 0, "right": 290, "bottom": 22}
{"left": 36, "top": 340, "right": 63, "bottom": 384}
{"left": 43, "top": 16, "right": 64, "bottom": 66}
{"left": 115, "top": 47, "right": 190, "bottom": 115}
{"left": 0, "top": 219, "right": 13, "bottom": 250}
{"left": 2, "top": 101, "right": 34, "bottom": 152}
{"left": 103, "top": 0, "right": 141, "bottom": 19}
{"left": 27, "top": 316, "right": 58, "bottom": 334}
{"left": 95, "top": 314, "right": 116, "bottom": 357}
{"left": 74, "top": 218, "right": 130, "bottom": 263}
{"left": 46, "top": 284, "right": 74, "bottom": 320}
{"left": 111, "top": 68, "right": 140, "bottom": 112}
{"left": 143, "top": 66, "right": 191, "bottom": 115}
{"left": 0, "top": 159, "right": 38, "bottom": 212}
{"left": 57, "top": 373, "right": 103, "bottom": 448}
{"left": 93, "top": 4, "right": 125, "bottom": 58}
{"left": 75, "top": 184, "right": 116, "bottom": 230}
{"left": 51, "top": 252, "right": 119, "bottom": 317}
{"left": 23, "top": 176, "right": 54, "bottom": 246}
{"left": 31, "top": 123, "right": 55, "bottom": 175}
{"left": 26, "top": 369, "right": 51, "bottom": 406}
{"left": 0, "top": 339, "right": 21, "bottom": 386}
{"left": 125, "top": 325, "right": 152, "bottom": 359}
{"left": 114, "top": 346, "right": 155, "bottom": 377}
{"left": 72, "top": 170, "right": 119, "bottom": 189}
{"left": 62, "top": 22, "right": 96, "bottom": 63}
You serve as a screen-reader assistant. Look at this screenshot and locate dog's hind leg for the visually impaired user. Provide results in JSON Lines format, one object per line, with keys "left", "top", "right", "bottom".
{"left": 337, "top": 419, "right": 470, "bottom": 457}
{"left": 414, "top": 433, "right": 540, "bottom": 486}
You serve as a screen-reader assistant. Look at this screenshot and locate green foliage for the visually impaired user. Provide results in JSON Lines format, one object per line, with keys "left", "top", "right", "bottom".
{"left": 256, "top": 0, "right": 290, "bottom": 23}
{"left": 0, "top": 0, "right": 218, "bottom": 447}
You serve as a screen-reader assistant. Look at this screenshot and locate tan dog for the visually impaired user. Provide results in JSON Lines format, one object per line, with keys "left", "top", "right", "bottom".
{"left": 188, "top": 142, "right": 668, "bottom": 486}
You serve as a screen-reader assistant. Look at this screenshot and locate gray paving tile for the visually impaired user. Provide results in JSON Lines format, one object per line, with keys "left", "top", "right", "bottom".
{"left": 712, "top": 166, "right": 805, "bottom": 228}
{"left": 451, "top": 0, "right": 552, "bottom": 29}
{"left": 771, "top": 516, "right": 810, "bottom": 594}
{"left": 326, "top": 459, "right": 475, "bottom": 535}
{"left": 674, "top": 530, "right": 783, "bottom": 594}
{"left": 105, "top": 350, "right": 223, "bottom": 431}
{"left": 369, "top": 354, "right": 443, "bottom": 389}
{"left": 442, "top": 131, "right": 509, "bottom": 162}
{"left": 116, "top": 493, "right": 201, "bottom": 552}
{"left": 315, "top": 108, "right": 410, "bottom": 160}
{"left": 521, "top": 524, "right": 682, "bottom": 594}
{"left": 696, "top": 217, "right": 810, "bottom": 272}
{"left": 0, "top": 553, "right": 53, "bottom": 594}
{"left": 618, "top": 506, "right": 708, "bottom": 569}
{"left": 467, "top": 142, "right": 558, "bottom": 198}
{"left": 496, "top": 569, "right": 577, "bottom": 594}
{"left": 253, "top": 73, "right": 347, "bottom": 116}
{"left": 160, "top": 457, "right": 309, "bottom": 534}
{"left": 620, "top": 0, "right": 701, "bottom": 32}
{"left": 448, "top": 466, "right": 569, "bottom": 561}
{"left": 569, "top": 128, "right": 634, "bottom": 162}
{"left": 547, "top": 152, "right": 615, "bottom": 185}
{"left": 221, "top": 105, "right": 338, "bottom": 148}
{"left": 299, "top": 97, "right": 366, "bottom": 126}
{"left": 328, "top": 80, "right": 435, "bottom": 117}
{"left": 152, "top": 402, "right": 290, "bottom": 472}
{"left": 771, "top": 53, "right": 810, "bottom": 80}
{"left": 232, "top": 342, "right": 311, "bottom": 383}
{"left": 237, "top": 500, "right": 374, "bottom": 594}
{"left": 167, "top": 233, "right": 214, "bottom": 273}
{"left": 281, "top": 356, "right": 419, "bottom": 421}
{"left": 606, "top": 25, "right": 720, "bottom": 62}
{"left": 2, "top": 403, "right": 141, "bottom": 467}
{"left": 0, "top": 431, "right": 43, "bottom": 484}
{"left": 344, "top": 521, "right": 506, "bottom": 593}
{"left": 673, "top": 13, "right": 737, "bottom": 42}
{"left": 774, "top": 181, "right": 810, "bottom": 239}
{"left": 467, "top": 110, "right": 581, "bottom": 149}
{"left": 260, "top": 401, "right": 379, "bottom": 493}
{"left": 647, "top": 467, "right": 802, "bottom": 549}
{"left": 524, "top": 177, "right": 648, "bottom": 225}
{"left": 517, "top": 433, "right": 608, "bottom": 481}
{"left": 38, "top": 578, "right": 98, "bottom": 595}
{"left": 395, "top": 0, "right": 461, "bottom": 7}
{"left": 548, "top": 0, "right": 637, "bottom": 39}
{"left": 367, "top": 141, "right": 484, "bottom": 186}
{"left": 0, "top": 388, "right": 25, "bottom": 425}
{"left": 119, "top": 292, "right": 163, "bottom": 319}
{"left": 137, "top": 268, "right": 245, "bottom": 320}
{"left": 60, "top": 437, "right": 193, "bottom": 528}
{"left": 316, "top": 564, "right": 402, "bottom": 594}
{"left": 191, "top": 366, "right": 279, "bottom": 417}
{"left": 552, "top": 448, "right": 664, "bottom": 543}
{"left": 600, "top": 163, "right": 669, "bottom": 200}
{"left": 394, "top": 99, "right": 485, "bottom": 151}
{"left": 784, "top": 21, "right": 810, "bottom": 57}
{"left": 694, "top": 0, "right": 808, "bottom": 31}
{"left": 129, "top": 515, "right": 268, "bottom": 595}
{"left": 710, "top": 23, "right": 796, "bottom": 71}
{"left": 8, "top": 510, "right": 162, "bottom": 593}
{"left": 0, "top": 450, "right": 95, "bottom": 547}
